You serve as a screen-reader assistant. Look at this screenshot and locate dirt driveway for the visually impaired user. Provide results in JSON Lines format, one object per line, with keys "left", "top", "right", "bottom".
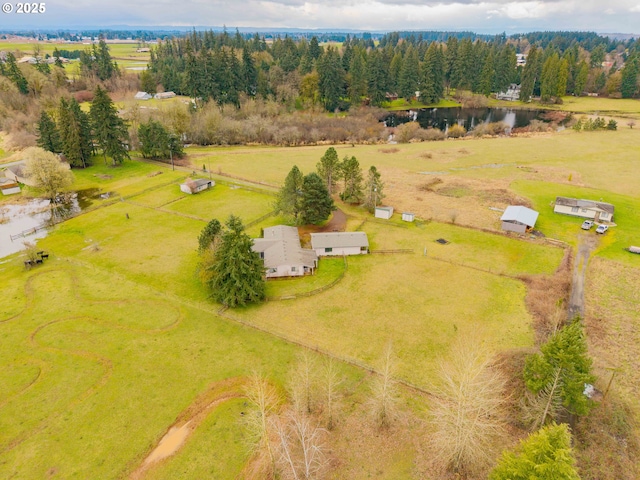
{"left": 567, "top": 232, "right": 599, "bottom": 320}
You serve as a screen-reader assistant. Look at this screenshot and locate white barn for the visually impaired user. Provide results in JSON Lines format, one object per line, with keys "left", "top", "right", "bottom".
{"left": 375, "top": 206, "right": 394, "bottom": 220}
{"left": 500, "top": 205, "right": 539, "bottom": 233}
{"left": 252, "top": 226, "right": 317, "bottom": 278}
{"left": 180, "top": 178, "right": 214, "bottom": 194}
{"left": 554, "top": 197, "right": 614, "bottom": 222}
{"left": 310, "top": 232, "right": 369, "bottom": 257}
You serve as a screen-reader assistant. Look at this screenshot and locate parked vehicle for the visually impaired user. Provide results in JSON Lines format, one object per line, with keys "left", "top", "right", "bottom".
{"left": 596, "top": 225, "right": 609, "bottom": 234}
{"left": 581, "top": 220, "right": 594, "bottom": 230}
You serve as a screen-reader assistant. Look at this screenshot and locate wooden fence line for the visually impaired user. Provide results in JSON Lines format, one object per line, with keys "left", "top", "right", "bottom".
{"left": 266, "top": 256, "right": 348, "bottom": 301}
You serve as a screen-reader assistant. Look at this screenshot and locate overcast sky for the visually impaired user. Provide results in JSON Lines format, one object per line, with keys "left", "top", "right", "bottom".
{"left": 3, "top": 0, "right": 640, "bottom": 34}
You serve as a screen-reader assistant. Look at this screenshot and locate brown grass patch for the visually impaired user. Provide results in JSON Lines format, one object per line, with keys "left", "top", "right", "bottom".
{"left": 519, "top": 248, "right": 572, "bottom": 345}
{"left": 479, "top": 189, "right": 532, "bottom": 207}
{"left": 379, "top": 147, "right": 400, "bottom": 154}
{"left": 458, "top": 148, "right": 470, "bottom": 155}
{"left": 574, "top": 397, "right": 640, "bottom": 480}
{"left": 420, "top": 152, "right": 433, "bottom": 159}
{"left": 417, "top": 177, "right": 443, "bottom": 191}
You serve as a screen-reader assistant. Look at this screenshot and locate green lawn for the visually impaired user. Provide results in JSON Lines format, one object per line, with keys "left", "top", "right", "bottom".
{"left": 0, "top": 261, "right": 305, "bottom": 479}
{"left": 512, "top": 180, "right": 640, "bottom": 265}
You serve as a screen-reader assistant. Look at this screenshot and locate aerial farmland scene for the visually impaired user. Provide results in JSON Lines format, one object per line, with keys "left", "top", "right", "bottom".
{"left": 1, "top": 1, "right": 639, "bottom": 479}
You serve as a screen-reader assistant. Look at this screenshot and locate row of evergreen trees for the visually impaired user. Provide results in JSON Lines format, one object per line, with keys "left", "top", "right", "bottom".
{"left": 147, "top": 30, "right": 640, "bottom": 111}
{"left": 37, "top": 86, "right": 130, "bottom": 167}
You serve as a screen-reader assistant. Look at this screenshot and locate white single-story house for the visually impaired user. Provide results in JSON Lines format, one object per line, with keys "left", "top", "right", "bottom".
{"left": 154, "top": 91, "right": 176, "bottom": 99}
{"left": 252, "top": 226, "right": 317, "bottom": 278}
{"left": 375, "top": 206, "right": 394, "bottom": 220}
{"left": 402, "top": 212, "right": 415, "bottom": 222}
{"left": 500, "top": 205, "right": 539, "bottom": 233}
{"left": 310, "top": 232, "right": 369, "bottom": 257}
{"left": 554, "top": 197, "right": 614, "bottom": 222}
{"left": 134, "top": 91, "right": 152, "bottom": 100}
{"left": 180, "top": 178, "right": 214, "bottom": 194}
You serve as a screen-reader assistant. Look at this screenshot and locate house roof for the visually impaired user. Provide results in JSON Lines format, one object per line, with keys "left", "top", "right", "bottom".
{"left": 555, "top": 196, "right": 614, "bottom": 214}
{"left": 500, "top": 205, "right": 539, "bottom": 227}
{"left": 310, "top": 232, "right": 369, "bottom": 249}
{"left": 252, "top": 226, "right": 317, "bottom": 269}
{"left": 191, "top": 179, "right": 212, "bottom": 188}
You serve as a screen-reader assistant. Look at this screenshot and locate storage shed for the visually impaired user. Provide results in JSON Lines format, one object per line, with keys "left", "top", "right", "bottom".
{"left": 402, "top": 212, "right": 415, "bottom": 222}
{"left": 500, "top": 206, "right": 539, "bottom": 233}
{"left": 0, "top": 178, "right": 20, "bottom": 195}
{"left": 180, "top": 178, "right": 214, "bottom": 194}
{"left": 375, "top": 206, "right": 394, "bottom": 220}
{"left": 310, "top": 232, "right": 369, "bottom": 256}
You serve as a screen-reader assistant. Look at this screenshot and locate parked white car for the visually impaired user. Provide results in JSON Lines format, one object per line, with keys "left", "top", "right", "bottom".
{"left": 596, "top": 225, "right": 609, "bottom": 234}
{"left": 581, "top": 220, "right": 594, "bottom": 230}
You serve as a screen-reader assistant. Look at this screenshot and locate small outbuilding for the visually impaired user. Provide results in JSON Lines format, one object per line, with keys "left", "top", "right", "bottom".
{"left": 402, "top": 212, "right": 415, "bottom": 222}
{"left": 311, "top": 232, "right": 369, "bottom": 257}
{"left": 180, "top": 178, "right": 214, "bottom": 194}
{"left": 375, "top": 206, "right": 394, "bottom": 220}
{"left": 500, "top": 205, "right": 539, "bottom": 233}
{"left": 554, "top": 197, "right": 614, "bottom": 222}
{"left": 154, "top": 91, "right": 176, "bottom": 99}
{"left": 134, "top": 91, "right": 152, "bottom": 100}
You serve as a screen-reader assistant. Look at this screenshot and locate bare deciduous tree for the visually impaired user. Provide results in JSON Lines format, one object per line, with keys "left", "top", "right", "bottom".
{"left": 244, "top": 374, "right": 281, "bottom": 477}
{"left": 271, "top": 409, "right": 328, "bottom": 480}
{"left": 369, "top": 342, "right": 400, "bottom": 429}
{"left": 289, "top": 351, "right": 319, "bottom": 415}
{"left": 320, "top": 358, "right": 342, "bottom": 430}
{"left": 429, "top": 340, "right": 508, "bottom": 477}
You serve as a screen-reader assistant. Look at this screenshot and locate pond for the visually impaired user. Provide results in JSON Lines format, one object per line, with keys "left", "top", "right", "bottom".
{"left": 0, "top": 188, "right": 105, "bottom": 259}
{"left": 385, "top": 107, "right": 546, "bottom": 132}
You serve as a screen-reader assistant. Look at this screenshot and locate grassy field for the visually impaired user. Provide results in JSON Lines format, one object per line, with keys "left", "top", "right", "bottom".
{"left": 2, "top": 112, "right": 640, "bottom": 477}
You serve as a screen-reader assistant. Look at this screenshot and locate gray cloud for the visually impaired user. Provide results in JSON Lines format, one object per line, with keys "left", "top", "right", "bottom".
{"left": 4, "top": 0, "right": 640, "bottom": 33}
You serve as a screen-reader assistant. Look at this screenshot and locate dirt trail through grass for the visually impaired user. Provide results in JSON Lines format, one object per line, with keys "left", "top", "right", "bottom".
{"left": 568, "top": 233, "right": 598, "bottom": 319}
{"left": 129, "top": 379, "right": 245, "bottom": 479}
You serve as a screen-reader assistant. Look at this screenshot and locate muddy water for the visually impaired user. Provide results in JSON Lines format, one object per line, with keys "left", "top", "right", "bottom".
{"left": 0, "top": 189, "right": 104, "bottom": 259}
{"left": 0, "top": 199, "right": 52, "bottom": 258}
{"left": 143, "top": 421, "right": 192, "bottom": 466}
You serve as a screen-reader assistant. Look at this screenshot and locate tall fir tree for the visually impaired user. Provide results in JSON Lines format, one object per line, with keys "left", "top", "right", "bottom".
{"left": 3, "top": 53, "right": 29, "bottom": 94}
{"left": 621, "top": 54, "right": 639, "bottom": 98}
{"left": 422, "top": 42, "right": 445, "bottom": 103}
{"left": 275, "top": 165, "right": 304, "bottom": 223}
{"left": 317, "top": 46, "right": 345, "bottom": 111}
{"left": 36, "top": 111, "right": 62, "bottom": 154}
{"left": 206, "top": 216, "right": 265, "bottom": 307}
{"left": 58, "top": 98, "right": 93, "bottom": 168}
{"left": 340, "top": 155, "right": 363, "bottom": 204}
{"left": 398, "top": 45, "right": 420, "bottom": 100}
{"left": 519, "top": 46, "right": 539, "bottom": 102}
{"left": 363, "top": 165, "right": 384, "bottom": 212}
{"left": 90, "top": 86, "right": 130, "bottom": 165}
{"left": 316, "top": 147, "right": 341, "bottom": 195}
{"left": 489, "top": 424, "right": 580, "bottom": 480}
{"left": 301, "top": 173, "right": 334, "bottom": 225}
{"left": 524, "top": 320, "right": 595, "bottom": 417}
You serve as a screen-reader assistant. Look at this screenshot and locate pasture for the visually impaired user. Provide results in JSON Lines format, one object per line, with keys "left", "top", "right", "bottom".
{"left": 2, "top": 118, "right": 640, "bottom": 477}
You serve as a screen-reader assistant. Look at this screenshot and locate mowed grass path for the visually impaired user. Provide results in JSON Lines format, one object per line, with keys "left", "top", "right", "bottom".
{"left": 0, "top": 262, "right": 307, "bottom": 479}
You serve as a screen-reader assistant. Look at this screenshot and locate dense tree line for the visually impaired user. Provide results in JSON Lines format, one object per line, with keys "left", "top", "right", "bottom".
{"left": 146, "top": 30, "right": 640, "bottom": 112}
{"left": 36, "top": 85, "right": 130, "bottom": 167}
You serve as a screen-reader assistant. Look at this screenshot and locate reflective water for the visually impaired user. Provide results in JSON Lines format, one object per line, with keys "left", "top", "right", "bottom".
{"left": 0, "top": 188, "right": 103, "bottom": 258}
{"left": 385, "top": 107, "right": 545, "bottom": 132}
